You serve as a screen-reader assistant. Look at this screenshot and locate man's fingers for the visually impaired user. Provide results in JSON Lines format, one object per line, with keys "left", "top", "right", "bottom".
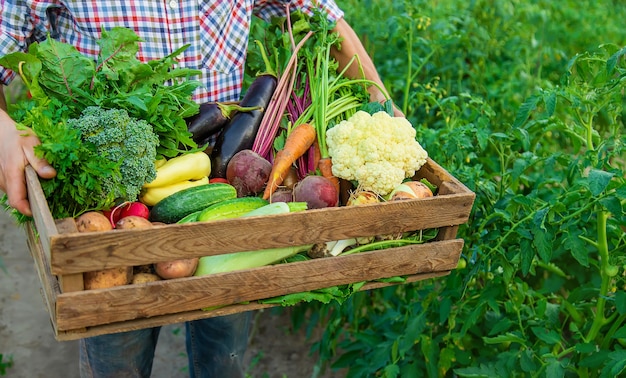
{"left": 21, "top": 134, "right": 56, "bottom": 179}
{"left": 3, "top": 169, "right": 32, "bottom": 216}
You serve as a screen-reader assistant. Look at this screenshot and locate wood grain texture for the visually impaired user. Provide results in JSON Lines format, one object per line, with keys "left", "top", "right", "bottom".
{"left": 55, "top": 239, "right": 463, "bottom": 330}
{"left": 53, "top": 270, "right": 450, "bottom": 341}
{"left": 48, "top": 193, "right": 473, "bottom": 274}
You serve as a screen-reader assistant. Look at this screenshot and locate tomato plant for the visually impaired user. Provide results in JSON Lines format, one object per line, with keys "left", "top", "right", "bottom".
{"left": 278, "top": 0, "right": 626, "bottom": 377}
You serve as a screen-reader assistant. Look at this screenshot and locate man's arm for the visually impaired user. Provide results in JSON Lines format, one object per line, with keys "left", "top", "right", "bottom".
{"left": 0, "top": 87, "right": 56, "bottom": 216}
{"left": 331, "top": 18, "right": 403, "bottom": 116}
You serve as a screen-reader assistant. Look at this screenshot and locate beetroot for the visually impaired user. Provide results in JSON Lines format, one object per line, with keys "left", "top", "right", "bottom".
{"left": 269, "top": 189, "right": 293, "bottom": 203}
{"left": 226, "top": 149, "right": 272, "bottom": 197}
{"left": 292, "top": 175, "right": 338, "bottom": 209}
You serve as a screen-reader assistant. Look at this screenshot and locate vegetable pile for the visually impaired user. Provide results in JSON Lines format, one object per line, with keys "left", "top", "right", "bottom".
{"left": 0, "top": 9, "right": 436, "bottom": 296}
{"left": 0, "top": 27, "right": 200, "bottom": 219}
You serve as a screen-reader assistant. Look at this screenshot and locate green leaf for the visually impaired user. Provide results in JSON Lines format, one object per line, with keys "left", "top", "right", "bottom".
{"left": 575, "top": 343, "right": 597, "bottom": 353}
{"left": 565, "top": 228, "right": 589, "bottom": 267}
{"left": 454, "top": 365, "right": 498, "bottom": 377}
{"left": 513, "top": 94, "right": 541, "bottom": 128}
{"left": 532, "top": 226, "right": 553, "bottom": 262}
{"left": 31, "top": 38, "right": 95, "bottom": 102}
{"left": 543, "top": 90, "right": 557, "bottom": 117}
{"left": 483, "top": 332, "right": 526, "bottom": 346}
{"left": 531, "top": 326, "right": 561, "bottom": 345}
{"left": 587, "top": 169, "right": 614, "bottom": 196}
{"left": 545, "top": 357, "right": 565, "bottom": 378}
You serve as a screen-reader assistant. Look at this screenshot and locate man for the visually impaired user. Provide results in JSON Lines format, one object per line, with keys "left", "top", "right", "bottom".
{"left": 0, "top": 1, "right": 394, "bottom": 376}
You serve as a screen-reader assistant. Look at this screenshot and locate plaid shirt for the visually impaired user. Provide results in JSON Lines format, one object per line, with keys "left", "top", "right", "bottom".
{"left": 0, "top": 0, "right": 343, "bottom": 103}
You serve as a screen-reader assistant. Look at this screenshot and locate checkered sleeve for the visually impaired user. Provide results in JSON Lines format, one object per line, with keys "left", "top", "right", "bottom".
{"left": 253, "top": 0, "right": 344, "bottom": 23}
{"left": 0, "top": 0, "right": 37, "bottom": 84}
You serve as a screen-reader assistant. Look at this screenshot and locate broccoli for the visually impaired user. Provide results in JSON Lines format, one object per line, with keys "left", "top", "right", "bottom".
{"left": 67, "top": 106, "right": 159, "bottom": 202}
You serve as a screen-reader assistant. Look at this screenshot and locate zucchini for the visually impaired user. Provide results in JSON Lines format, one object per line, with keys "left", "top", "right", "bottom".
{"left": 197, "top": 197, "right": 268, "bottom": 222}
{"left": 149, "top": 183, "right": 237, "bottom": 224}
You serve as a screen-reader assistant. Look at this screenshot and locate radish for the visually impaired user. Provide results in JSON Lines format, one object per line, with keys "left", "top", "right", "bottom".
{"left": 292, "top": 175, "right": 338, "bottom": 209}
{"left": 107, "top": 201, "right": 150, "bottom": 228}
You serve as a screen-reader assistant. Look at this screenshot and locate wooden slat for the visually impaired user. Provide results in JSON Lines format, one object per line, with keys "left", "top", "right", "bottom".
{"left": 53, "top": 270, "right": 450, "bottom": 341}
{"left": 54, "top": 218, "right": 85, "bottom": 293}
{"left": 24, "top": 223, "right": 61, "bottom": 335}
{"left": 49, "top": 192, "right": 474, "bottom": 274}
{"left": 55, "top": 239, "right": 463, "bottom": 330}
{"left": 24, "top": 166, "right": 58, "bottom": 258}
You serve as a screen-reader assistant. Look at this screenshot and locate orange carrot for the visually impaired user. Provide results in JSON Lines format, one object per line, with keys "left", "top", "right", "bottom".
{"left": 263, "top": 123, "right": 316, "bottom": 199}
{"left": 317, "top": 157, "right": 340, "bottom": 195}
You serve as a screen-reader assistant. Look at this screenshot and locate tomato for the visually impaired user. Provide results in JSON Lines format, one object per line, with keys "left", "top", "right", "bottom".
{"left": 456, "top": 258, "right": 467, "bottom": 270}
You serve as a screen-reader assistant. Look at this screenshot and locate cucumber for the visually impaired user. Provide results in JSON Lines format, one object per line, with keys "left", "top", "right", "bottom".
{"left": 197, "top": 197, "right": 269, "bottom": 222}
{"left": 149, "top": 183, "right": 237, "bottom": 224}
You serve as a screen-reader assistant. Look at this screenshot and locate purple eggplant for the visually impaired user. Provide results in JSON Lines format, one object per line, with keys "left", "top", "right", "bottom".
{"left": 210, "top": 74, "right": 277, "bottom": 178}
{"left": 186, "top": 102, "right": 262, "bottom": 144}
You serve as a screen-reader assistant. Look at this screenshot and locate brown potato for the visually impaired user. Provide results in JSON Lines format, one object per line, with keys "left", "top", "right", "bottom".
{"left": 132, "top": 272, "right": 162, "bottom": 284}
{"left": 154, "top": 258, "right": 199, "bottom": 279}
{"left": 115, "top": 215, "right": 153, "bottom": 229}
{"left": 84, "top": 267, "right": 133, "bottom": 290}
{"left": 75, "top": 211, "right": 112, "bottom": 232}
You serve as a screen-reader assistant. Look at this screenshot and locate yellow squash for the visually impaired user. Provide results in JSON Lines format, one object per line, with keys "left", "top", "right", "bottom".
{"left": 143, "top": 151, "right": 211, "bottom": 189}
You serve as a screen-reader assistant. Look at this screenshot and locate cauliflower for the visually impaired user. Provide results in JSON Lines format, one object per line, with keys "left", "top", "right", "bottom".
{"left": 67, "top": 106, "right": 159, "bottom": 202}
{"left": 326, "top": 110, "right": 428, "bottom": 196}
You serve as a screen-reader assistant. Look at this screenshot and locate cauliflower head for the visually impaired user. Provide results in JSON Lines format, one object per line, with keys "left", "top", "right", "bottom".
{"left": 67, "top": 106, "right": 159, "bottom": 202}
{"left": 326, "top": 110, "right": 428, "bottom": 196}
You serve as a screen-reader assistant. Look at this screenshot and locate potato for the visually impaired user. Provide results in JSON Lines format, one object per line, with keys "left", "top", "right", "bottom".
{"left": 115, "top": 215, "right": 154, "bottom": 229}
{"left": 154, "top": 258, "right": 199, "bottom": 279}
{"left": 84, "top": 267, "right": 133, "bottom": 290}
{"left": 75, "top": 211, "right": 112, "bottom": 232}
{"left": 132, "top": 272, "right": 162, "bottom": 284}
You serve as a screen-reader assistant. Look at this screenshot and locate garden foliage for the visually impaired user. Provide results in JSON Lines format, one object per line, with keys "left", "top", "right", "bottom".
{"left": 289, "top": 1, "right": 626, "bottom": 377}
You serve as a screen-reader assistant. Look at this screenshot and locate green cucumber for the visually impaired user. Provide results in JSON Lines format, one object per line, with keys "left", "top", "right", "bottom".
{"left": 197, "top": 197, "right": 268, "bottom": 222}
{"left": 149, "top": 183, "right": 237, "bottom": 224}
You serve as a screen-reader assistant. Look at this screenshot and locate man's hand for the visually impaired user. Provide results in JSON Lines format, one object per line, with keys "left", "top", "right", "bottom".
{"left": 0, "top": 95, "right": 56, "bottom": 216}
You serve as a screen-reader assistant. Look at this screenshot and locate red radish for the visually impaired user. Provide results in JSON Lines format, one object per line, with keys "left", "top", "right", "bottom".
{"left": 292, "top": 175, "right": 338, "bottom": 209}
{"left": 102, "top": 208, "right": 121, "bottom": 228}
{"left": 107, "top": 201, "right": 150, "bottom": 228}
{"left": 119, "top": 201, "right": 150, "bottom": 219}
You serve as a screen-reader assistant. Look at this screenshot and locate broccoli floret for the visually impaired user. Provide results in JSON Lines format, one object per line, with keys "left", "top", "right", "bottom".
{"left": 67, "top": 106, "right": 159, "bottom": 202}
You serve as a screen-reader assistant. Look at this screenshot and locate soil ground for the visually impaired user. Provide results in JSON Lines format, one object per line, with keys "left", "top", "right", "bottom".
{"left": 0, "top": 209, "right": 346, "bottom": 378}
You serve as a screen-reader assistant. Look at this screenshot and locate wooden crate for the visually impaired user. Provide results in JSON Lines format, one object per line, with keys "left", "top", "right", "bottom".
{"left": 24, "top": 158, "right": 475, "bottom": 341}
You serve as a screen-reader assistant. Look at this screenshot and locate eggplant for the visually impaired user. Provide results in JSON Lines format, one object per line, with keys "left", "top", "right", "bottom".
{"left": 186, "top": 102, "right": 263, "bottom": 144}
{"left": 210, "top": 74, "right": 277, "bottom": 178}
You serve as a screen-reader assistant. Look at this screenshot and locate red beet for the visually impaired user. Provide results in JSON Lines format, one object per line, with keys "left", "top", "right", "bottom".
{"left": 226, "top": 149, "right": 272, "bottom": 197}
{"left": 292, "top": 175, "right": 338, "bottom": 209}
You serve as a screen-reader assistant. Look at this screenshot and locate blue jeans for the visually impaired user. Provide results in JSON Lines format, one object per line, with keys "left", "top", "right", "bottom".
{"left": 78, "top": 312, "right": 251, "bottom": 378}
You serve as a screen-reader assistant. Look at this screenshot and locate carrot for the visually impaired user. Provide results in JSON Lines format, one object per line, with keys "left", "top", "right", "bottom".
{"left": 317, "top": 157, "right": 340, "bottom": 195}
{"left": 263, "top": 123, "right": 317, "bottom": 200}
